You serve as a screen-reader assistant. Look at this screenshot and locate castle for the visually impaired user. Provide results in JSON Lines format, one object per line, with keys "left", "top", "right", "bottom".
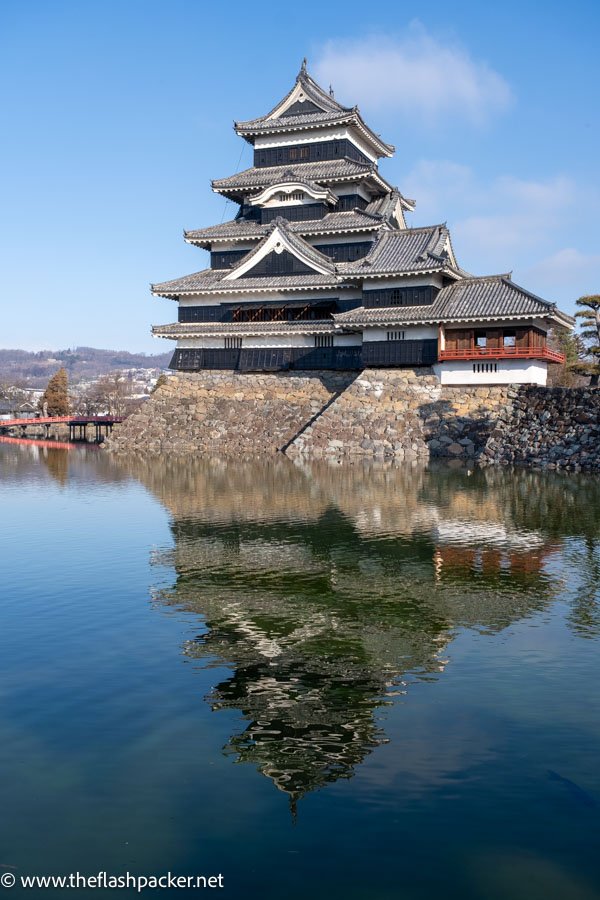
{"left": 151, "top": 61, "right": 572, "bottom": 386}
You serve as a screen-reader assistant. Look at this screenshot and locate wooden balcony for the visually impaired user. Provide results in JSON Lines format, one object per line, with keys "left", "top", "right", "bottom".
{"left": 438, "top": 346, "right": 565, "bottom": 363}
{"left": 439, "top": 327, "right": 565, "bottom": 364}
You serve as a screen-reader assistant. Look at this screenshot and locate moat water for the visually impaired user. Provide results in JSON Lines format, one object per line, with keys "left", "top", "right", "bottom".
{"left": 1, "top": 442, "right": 599, "bottom": 899}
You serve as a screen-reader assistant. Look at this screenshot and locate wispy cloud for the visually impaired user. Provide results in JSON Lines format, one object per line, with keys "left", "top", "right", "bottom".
{"left": 313, "top": 25, "right": 512, "bottom": 127}
{"left": 402, "top": 159, "right": 600, "bottom": 308}
{"left": 524, "top": 249, "right": 600, "bottom": 297}
{"left": 404, "top": 160, "right": 575, "bottom": 266}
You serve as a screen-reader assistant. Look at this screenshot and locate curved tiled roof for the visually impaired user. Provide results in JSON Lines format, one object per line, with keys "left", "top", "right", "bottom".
{"left": 155, "top": 224, "right": 458, "bottom": 296}
{"left": 333, "top": 276, "right": 573, "bottom": 327}
{"left": 184, "top": 210, "right": 386, "bottom": 246}
{"left": 237, "top": 66, "right": 349, "bottom": 126}
{"left": 234, "top": 67, "right": 394, "bottom": 156}
{"left": 338, "top": 225, "right": 455, "bottom": 277}
{"left": 153, "top": 320, "right": 336, "bottom": 338}
{"left": 152, "top": 269, "right": 355, "bottom": 296}
{"left": 212, "top": 160, "right": 391, "bottom": 197}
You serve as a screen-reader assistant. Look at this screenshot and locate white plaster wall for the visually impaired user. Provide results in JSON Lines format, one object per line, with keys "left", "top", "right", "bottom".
{"left": 333, "top": 184, "right": 373, "bottom": 202}
{"left": 178, "top": 296, "right": 221, "bottom": 308}
{"left": 177, "top": 337, "right": 225, "bottom": 348}
{"left": 334, "top": 334, "right": 362, "bottom": 346}
{"left": 207, "top": 241, "right": 256, "bottom": 252}
{"left": 177, "top": 335, "right": 315, "bottom": 350}
{"left": 433, "top": 360, "right": 548, "bottom": 386}
{"left": 239, "top": 335, "right": 315, "bottom": 348}
{"left": 176, "top": 333, "right": 361, "bottom": 350}
{"left": 362, "top": 326, "right": 437, "bottom": 342}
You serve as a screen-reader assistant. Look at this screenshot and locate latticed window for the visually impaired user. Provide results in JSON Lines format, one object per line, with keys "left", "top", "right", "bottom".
{"left": 224, "top": 337, "right": 242, "bottom": 349}
{"left": 314, "top": 334, "right": 334, "bottom": 348}
{"left": 288, "top": 146, "right": 310, "bottom": 162}
{"left": 277, "top": 191, "right": 304, "bottom": 202}
{"left": 387, "top": 330, "right": 405, "bottom": 341}
{"left": 473, "top": 362, "right": 498, "bottom": 373}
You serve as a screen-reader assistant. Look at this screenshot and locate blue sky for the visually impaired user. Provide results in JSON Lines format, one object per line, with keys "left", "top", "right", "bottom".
{"left": 1, "top": 0, "right": 599, "bottom": 353}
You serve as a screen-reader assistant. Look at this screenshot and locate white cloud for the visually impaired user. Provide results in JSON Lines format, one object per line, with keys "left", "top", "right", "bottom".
{"left": 313, "top": 25, "right": 512, "bottom": 127}
{"left": 401, "top": 159, "right": 600, "bottom": 308}
{"left": 523, "top": 249, "right": 600, "bottom": 304}
{"left": 404, "top": 159, "right": 576, "bottom": 270}
{"left": 525, "top": 248, "right": 600, "bottom": 285}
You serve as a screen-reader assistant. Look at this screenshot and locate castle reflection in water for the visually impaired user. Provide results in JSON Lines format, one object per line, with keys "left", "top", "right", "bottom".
{"left": 8, "top": 443, "right": 595, "bottom": 812}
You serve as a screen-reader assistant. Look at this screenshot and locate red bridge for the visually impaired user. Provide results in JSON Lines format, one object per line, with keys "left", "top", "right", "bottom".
{"left": 0, "top": 415, "right": 123, "bottom": 442}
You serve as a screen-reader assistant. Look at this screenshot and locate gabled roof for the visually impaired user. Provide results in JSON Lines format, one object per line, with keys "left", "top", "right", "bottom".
{"left": 333, "top": 275, "right": 574, "bottom": 328}
{"left": 157, "top": 223, "right": 461, "bottom": 297}
{"left": 243, "top": 61, "right": 349, "bottom": 122}
{"left": 338, "top": 225, "right": 459, "bottom": 278}
{"left": 234, "top": 62, "right": 394, "bottom": 158}
{"left": 212, "top": 159, "right": 392, "bottom": 199}
{"left": 223, "top": 218, "right": 336, "bottom": 280}
{"left": 184, "top": 189, "right": 415, "bottom": 247}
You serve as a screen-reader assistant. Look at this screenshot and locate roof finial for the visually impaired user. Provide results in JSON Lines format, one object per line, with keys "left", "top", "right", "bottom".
{"left": 329, "top": 84, "right": 335, "bottom": 98}
{"left": 301, "top": 57, "right": 307, "bottom": 74}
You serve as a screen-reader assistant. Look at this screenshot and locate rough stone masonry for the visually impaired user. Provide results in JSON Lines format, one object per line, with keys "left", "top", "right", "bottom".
{"left": 104, "top": 369, "right": 600, "bottom": 470}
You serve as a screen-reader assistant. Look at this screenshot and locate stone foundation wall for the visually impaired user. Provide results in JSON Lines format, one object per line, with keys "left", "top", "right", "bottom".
{"left": 287, "top": 369, "right": 511, "bottom": 460}
{"left": 105, "top": 370, "right": 355, "bottom": 456}
{"left": 106, "top": 368, "right": 511, "bottom": 461}
{"left": 481, "top": 386, "right": 600, "bottom": 471}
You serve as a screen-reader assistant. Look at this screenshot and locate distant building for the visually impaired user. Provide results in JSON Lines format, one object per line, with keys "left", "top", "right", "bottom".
{"left": 152, "top": 62, "right": 573, "bottom": 385}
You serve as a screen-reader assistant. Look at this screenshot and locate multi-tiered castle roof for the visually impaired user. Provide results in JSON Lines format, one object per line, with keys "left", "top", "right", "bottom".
{"left": 152, "top": 62, "right": 571, "bottom": 384}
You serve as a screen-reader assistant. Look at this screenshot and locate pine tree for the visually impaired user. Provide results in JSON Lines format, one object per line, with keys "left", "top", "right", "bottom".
{"left": 151, "top": 373, "right": 168, "bottom": 393}
{"left": 574, "top": 295, "right": 600, "bottom": 386}
{"left": 548, "top": 328, "right": 587, "bottom": 387}
{"left": 39, "top": 367, "right": 70, "bottom": 416}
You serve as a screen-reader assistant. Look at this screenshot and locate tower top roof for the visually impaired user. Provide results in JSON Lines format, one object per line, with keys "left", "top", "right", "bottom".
{"left": 234, "top": 62, "right": 394, "bottom": 158}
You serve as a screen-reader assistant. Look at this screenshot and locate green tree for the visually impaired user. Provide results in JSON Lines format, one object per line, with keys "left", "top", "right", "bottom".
{"left": 151, "top": 372, "right": 168, "bottom": 394}
{"left": 39, "top": 367, "right": 70, "bottom": 416}
{"left": 574, "top": 294, "right": 600, "bottom": 386}
{"left": 548, "top": 328, "right": 587, "bottom": 387}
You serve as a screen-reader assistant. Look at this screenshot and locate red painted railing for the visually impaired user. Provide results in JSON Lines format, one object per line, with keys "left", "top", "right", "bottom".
{"left": 438, "top": 346, "right": 565, "bottom": 364}
{"left": 0, "top": 415, "right": 123, "bottom": 428}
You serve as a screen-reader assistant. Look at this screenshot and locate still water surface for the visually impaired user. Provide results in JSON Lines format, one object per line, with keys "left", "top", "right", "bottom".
{"left": 0, "top": 443, "right": 599, "bottom": 899}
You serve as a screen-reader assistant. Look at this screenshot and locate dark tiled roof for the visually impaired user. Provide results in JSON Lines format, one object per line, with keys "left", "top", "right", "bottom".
{"left": 237, "top": 67, "right": 349, "bottom": 126}
{"left": 156, "top": 224, "right": 458, "bottom": 296}
{"left": 366, "top": 189, "right": 415, "bottom": 215}
{"left": 238, "top": 110, "right": 352, "bottom": 131}
{"left": 434, "top": 276, "right": 557, "bottom": 320}
{"left": 184, "top": 209, "right": 385, "bottom": 246}
{"left": 339, "top": 225, "right": 454, "bottom": 277}
{"left": 333, "top": 276, "right": 569, "bottom": 327}
{"left": 152, "top": 320, "right": 336, "bottom": 338}
{"left": 234, "top": 68, "right": 394, "bottom": 156}
{"left": 152, "top": 268, "right": 353, "bottom": 296}
{"left": 212, "top": 160, "right": 389, "bottom": 195}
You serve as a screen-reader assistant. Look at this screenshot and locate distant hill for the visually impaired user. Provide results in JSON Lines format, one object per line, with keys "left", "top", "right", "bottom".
{"left": 0, "top": 347, "right": 172, "bottom": 388}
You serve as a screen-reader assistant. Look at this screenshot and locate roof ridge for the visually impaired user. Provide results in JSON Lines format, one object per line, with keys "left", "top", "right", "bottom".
{"left": 226, "top": 216, "right": 336, "bottom": 276}
{"left": 234, "top": 64, "right": 349, "bottom": 130}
